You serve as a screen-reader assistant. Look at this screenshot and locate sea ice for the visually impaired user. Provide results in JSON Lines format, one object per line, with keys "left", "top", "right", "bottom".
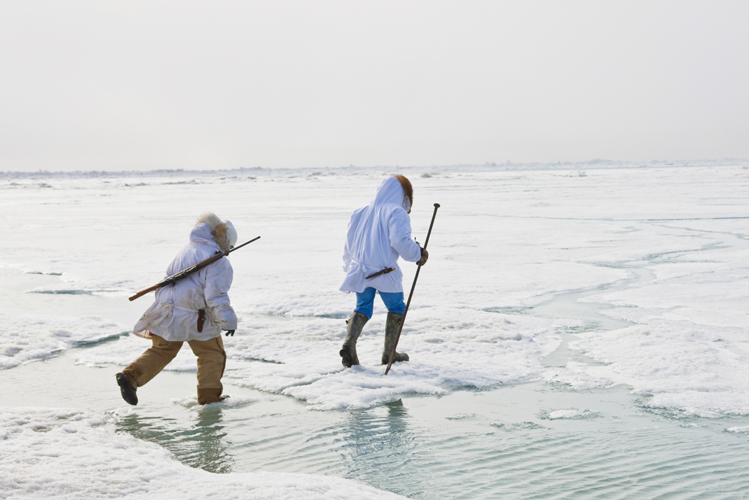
{"left": 1, "top": 164, "right": 748, "bottom": 417}
{"left": 0, "top": 315, "right": 125, "bottom": 369}
{"left": 541, "top": 408, "right": 599, "bottom": 420}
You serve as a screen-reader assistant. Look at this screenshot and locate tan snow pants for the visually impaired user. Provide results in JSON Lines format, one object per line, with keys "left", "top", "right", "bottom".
{"left": 122, "top": 334, "right": 227, "bottom": 404}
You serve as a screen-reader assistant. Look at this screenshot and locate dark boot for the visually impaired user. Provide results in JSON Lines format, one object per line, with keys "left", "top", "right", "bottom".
{"left": 340, "top": 312, "right": 368, "bottom": 368}
{"left": 382, "top": 312, "right": 409, "bottom": 365}
{"left": 116, "top": 372, "right": 138, "bottom": 406}
{"left": 197, "top": 387, "right": 224, "bottom": 405}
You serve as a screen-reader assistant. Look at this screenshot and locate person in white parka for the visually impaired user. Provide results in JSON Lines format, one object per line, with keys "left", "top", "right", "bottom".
{"left": 339, "top": 175, "right": 428, "bottom": 368}
{"left": 116, "top": 213, "right": 238, "bottom": 406}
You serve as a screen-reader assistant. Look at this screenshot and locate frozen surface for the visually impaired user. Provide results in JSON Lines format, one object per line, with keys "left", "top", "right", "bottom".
{"left": 0, "top": 315, "right": 125, "bottom": 369}
{"left": 0, "top": 406, "right": 406, "bottom": 499}
{"left": 1, "top": 163, "right": 749, "bottom": 415}
{"left": 2, "top": 163, "right": 749, "bottom": 498}
{"left": 541, "top": 408, "right": 599, "bottom": 420}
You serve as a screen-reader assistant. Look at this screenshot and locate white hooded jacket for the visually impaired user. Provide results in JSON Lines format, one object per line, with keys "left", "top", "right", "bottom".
{"left": 133, "top": 222, "right": 238, "bottom": 342}
{"left": 340, "top": 177, "right": 422, "bottom": 294}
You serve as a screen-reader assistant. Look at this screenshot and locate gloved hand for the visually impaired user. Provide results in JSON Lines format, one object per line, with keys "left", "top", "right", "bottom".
{"left": 417, "top": 247, "right": 429, "bottom": 266}
{"left": 224, "top": 329, "right": 235, "bottom": 337}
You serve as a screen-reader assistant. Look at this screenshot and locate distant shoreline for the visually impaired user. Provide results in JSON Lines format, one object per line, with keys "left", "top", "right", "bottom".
{"left": 2, "top": 158, "right": 748, "bottom": 179}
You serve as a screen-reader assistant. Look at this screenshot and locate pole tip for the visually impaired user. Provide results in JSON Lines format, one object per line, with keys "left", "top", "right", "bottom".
{"left": 434, "top": 203, "right": 441, "bottom": 208}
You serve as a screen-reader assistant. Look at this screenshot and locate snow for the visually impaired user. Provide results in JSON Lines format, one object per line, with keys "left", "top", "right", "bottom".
{"left": 725, "top": 426, "right": 749, "bottom": 433}
{"left": 1, "top": 163, "right": 749, "bottom": 416}
{"left": 0, "top": 315, "right": 125, "bottom": 370}
{"left": 541, "top": 408, "right": 599, "bottom": 420}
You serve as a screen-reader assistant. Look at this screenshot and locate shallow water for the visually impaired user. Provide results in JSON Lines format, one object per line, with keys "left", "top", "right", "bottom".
{"left": 6, "top": 345, "right": 749, "bottom": 498}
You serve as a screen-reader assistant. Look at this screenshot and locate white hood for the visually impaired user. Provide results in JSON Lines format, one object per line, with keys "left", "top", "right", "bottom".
{"left": 189, "top": 222, "right": 220, "bottom": 250}
{"left": 372, "top": 176, "right": 412, "bottom": 211}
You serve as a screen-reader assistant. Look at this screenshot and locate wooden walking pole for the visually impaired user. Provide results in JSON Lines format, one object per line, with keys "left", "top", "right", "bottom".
{"left": 385, "top": 203, "right": 440, "bottom": 375}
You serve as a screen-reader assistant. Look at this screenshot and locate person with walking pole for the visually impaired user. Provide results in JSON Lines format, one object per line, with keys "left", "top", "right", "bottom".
{"left": 339, "top": 175, "right": 429, "bottom": 368}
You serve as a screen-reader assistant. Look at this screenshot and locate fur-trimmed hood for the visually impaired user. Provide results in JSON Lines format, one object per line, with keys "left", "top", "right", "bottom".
{"left": 373, "top": 177, "right": 411, "bottom": 212}
{"left": 196, "top": 212, "right": 236, "bottom": 252}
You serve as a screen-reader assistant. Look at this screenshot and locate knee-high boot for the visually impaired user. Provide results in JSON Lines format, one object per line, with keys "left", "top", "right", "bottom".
{"left": 340, "top": 312, "right": 367, "bottom": 368}
{"left": 382, "top": 312, "right": 409, "bottom": 365}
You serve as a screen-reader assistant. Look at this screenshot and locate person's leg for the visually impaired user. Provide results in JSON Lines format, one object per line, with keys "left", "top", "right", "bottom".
{"left": 117, "top": 335, "right": 183, "bottom": 405}
{"left": 354, "top": 287, "right": 377, "bottom": 319}
{"left": 188, "top": 336, "right": 227, "bottom": 404}
{"left": 123, "top": 335, "right": 183, "bottom": 387}
{"left": 378, "top": 291, "right": 409, "bottom": 364}
{"left": 378, "top": 291, "right": 406, "bottom": 315}
{"left": 341, "top": 288, "right": 375, "bottom": 368}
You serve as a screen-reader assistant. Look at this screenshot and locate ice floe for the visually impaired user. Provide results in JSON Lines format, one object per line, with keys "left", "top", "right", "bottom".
{"left": 0, "top": 315, "right": 126, "bottom": 370}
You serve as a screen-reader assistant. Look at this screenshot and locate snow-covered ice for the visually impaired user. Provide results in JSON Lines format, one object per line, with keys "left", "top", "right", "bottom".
{"left": 0, "top": 315, "right": 125, "bottom": 369}
{"left": 2, "top": 163, "right": 749, "bottom": 414}
{"left": 2, "top": 162, "right": 749, "bottom": 497}
{"left": 540, "top": 408, "right": 599, "bottom": 420}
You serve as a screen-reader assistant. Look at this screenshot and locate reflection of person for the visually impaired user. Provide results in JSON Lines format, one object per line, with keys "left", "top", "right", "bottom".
{"left": 116, "top": 213, "right": 238, "bottom": 406}
{"left": 339, "top": 175, "right": 428, "bottom": 368}
{"left": 193, "top": 407, "right": 232, "bottom": 473}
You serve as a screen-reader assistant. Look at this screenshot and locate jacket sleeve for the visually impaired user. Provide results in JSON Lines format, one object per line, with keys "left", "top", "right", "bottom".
{"left": 342, "top": 216, "right": 353, "bottom": 271}
{"left": 204, "top": 258, "right": 238, "bottom": 330}
{"left": 388, "top": 209, "right": 422, "bottom": 263}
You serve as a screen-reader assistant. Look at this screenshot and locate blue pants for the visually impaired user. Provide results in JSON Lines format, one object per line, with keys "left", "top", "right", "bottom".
{"left": 355, "top": 287, "right": 406, "bottom": 319}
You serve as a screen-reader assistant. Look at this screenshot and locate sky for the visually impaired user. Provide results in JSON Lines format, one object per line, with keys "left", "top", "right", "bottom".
{"left": 1, "top": 1, "right": 748, "bottom": 172}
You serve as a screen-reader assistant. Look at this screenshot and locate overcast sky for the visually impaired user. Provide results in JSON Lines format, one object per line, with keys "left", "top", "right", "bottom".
{"left": 1, "top": 1, "right": 747, "bottom": 172}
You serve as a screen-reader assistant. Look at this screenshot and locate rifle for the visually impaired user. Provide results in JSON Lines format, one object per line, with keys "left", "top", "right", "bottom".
{"left": 128, "top": 236, "right": 261, "bottom": 301}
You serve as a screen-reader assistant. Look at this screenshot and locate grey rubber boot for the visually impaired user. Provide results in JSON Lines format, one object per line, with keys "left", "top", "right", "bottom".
{"left": 340, "top": 312, "right": 368, "bottom": 368}
{"left": 382, "top": 312, "right": 410, "bottom": 365}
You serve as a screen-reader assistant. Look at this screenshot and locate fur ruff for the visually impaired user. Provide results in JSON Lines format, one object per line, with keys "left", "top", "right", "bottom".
{"left": 197, "top": 212, "right": 231, "bottom": 251}
{"left": 393, "top": 174, "right": 413, "bottom": 210}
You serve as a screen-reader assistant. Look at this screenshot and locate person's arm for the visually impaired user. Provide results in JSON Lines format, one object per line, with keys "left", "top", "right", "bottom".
{"left": 204, "top": 258, "right": 237, "bottom": 331}
{"left": 342, "top": 216, "right": 354, "bottom": 270}
{"left": 388, "top": 209, "right": 422, "bottom": 262}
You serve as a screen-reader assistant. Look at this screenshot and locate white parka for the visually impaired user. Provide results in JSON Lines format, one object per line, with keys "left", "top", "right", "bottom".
{"left": 133, "top": 222, "right": 238, "bottom": 342}
{"left": 340, "top": 177, "right": 422, "bottom": 294}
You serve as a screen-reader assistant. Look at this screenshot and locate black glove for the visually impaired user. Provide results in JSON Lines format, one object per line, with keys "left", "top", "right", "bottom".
{"left": 224, "top": 329, "right": 235, "bottom": 337}
{"left": 417, "top": 247, "right": 429, "bottom": 266}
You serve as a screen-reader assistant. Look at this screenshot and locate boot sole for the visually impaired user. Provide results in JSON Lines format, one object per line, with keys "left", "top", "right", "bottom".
{"left": 340, "top": 348, "right": 354, "bottom": 368}
{"left": 381, "top": 355, "right": 409, "bottom": 365}
{"left": 116, "top": 373, "right": 138, "bottom": 406}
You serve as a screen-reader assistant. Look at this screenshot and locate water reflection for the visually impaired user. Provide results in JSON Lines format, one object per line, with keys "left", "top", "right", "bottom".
{"left": 189, "top": 406, "right": 232, "bottom": 473}
{"left": 115, "top": 406, "right": 233, "bottom": 474}
{"left": 338, "top": 399, "right": 428, "bottom": 498}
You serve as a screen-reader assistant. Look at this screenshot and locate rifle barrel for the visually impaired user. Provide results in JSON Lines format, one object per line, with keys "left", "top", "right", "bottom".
{"left": 227, "top": 236, "right": 261, "bottom": 254}
{"left": 128, "top": 235, "right": 261, "bottom": 302}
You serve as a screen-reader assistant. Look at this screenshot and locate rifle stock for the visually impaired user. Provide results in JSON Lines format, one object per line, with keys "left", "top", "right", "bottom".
{"left": 129, "top": 285, "right": 160, "bottom": 302}
{"left": 128, "top": 236, "right": 260, "bottom": 302}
